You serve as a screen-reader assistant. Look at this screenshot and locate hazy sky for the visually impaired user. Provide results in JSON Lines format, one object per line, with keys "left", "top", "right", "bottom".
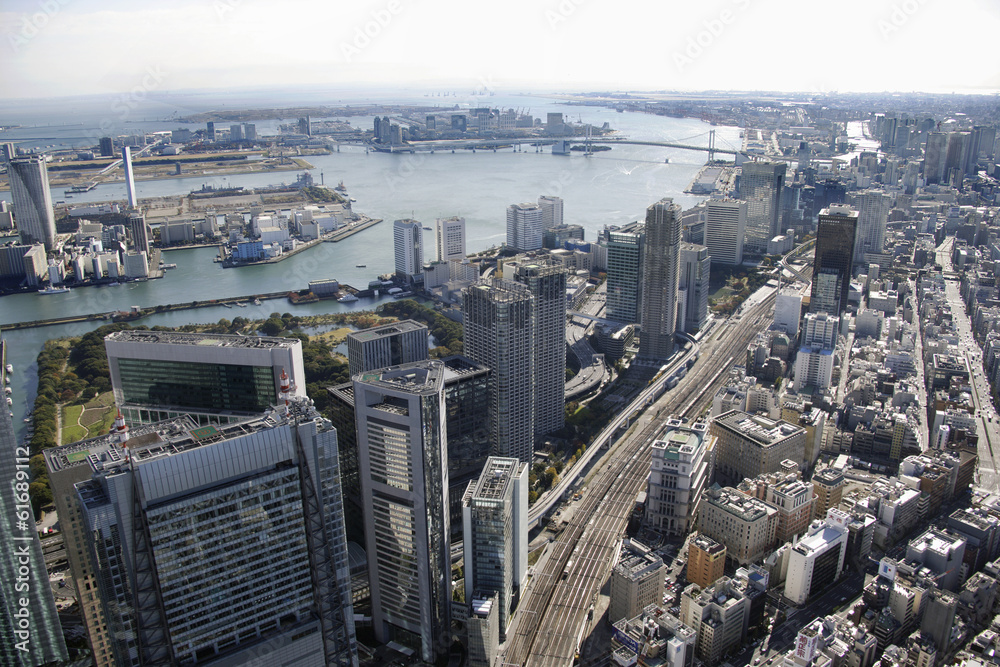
{"left": 2, "top": 0, "right": 999, "bottom": 100}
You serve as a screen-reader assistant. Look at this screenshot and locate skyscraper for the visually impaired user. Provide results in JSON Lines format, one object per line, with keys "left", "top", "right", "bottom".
{"left": 704, "top": 199, "right": 747, "bottom": 266}
{"left": 605, "top": 223, "right": 644, "bottom": 324}
{"left": 0, "top": 340, "right": 67, "bottom": 667}
{"left": 8, "top": 156, "right": 56, "bottom": 251}
{"left": 435, "top": 216, "right": 467, "bottom": 263}
{"left": 462, "top": 457, "right": 529, "bottom": 638}
{"left": 923, "top": 132, "right": 948, "bottom": 184}
{"left": 345, "top": 319, "right": 428, "bottom": 376}
{"left": 393, "top": 218, "right": 423, "bottom": 278}
{"left": 639, "top": 198, "right": 683, "bottom": 363}
{"left": 810, "top": 205, "right": 858, "bottom": 317}
{"left": 127, "top": 211, "right": 151, "bottom": 254}
{"left": 849, "top": 190, "right": 891, "bottom": 264}
{"left": 537, "top": 195, "right": 564, "bottom": 228}
{"left": 121, "top": 146, "right": 138, "bottom": 209}
{"left": 462, "top": 279, "right": 535, "bottom": 462}
{"left": 679, "top": 242, "right": 710, "bottom": 334}
{"left": 354, "top": 362, "right": 450, "bottom": 663}
{"left": 739, "top": 162, "right": 786, "bottom": 255}
{"left": 99, "top": 136, "right": 114, "bottom": 157}
{"left": 49, "top": 400, "right": 358, "bottom": 666}
{"left": 511, "top": 259, "right": 567, "bottom": 436}
{"left": 506, "top": 202, "right": 544, "bottom": 252}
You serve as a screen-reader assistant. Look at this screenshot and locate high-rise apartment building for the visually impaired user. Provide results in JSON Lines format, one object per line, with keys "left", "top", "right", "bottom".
{"left": 848, "top": 190, "right": 891, "bottom": 264}
{"left": 739, "top": 162, "right": 785, "bottom": 255}
{"left": 104, "top": 330, "right": 305, "bottom": 425}
{"left": 0, "top": 341, "right": 67, "bottom": 667}
{"left": 704, "top": 199, "right": 746, "bottom": 266}
{"left": 647, "top": 418, "right": 715, "bottom": 537}
{"left": 435, "top": 216, "right": 466, "bottom": 264}
{"left": 229, "top": 123, "right": 244, "bottom": 142}
{"left": 462, "top": 457, "right": 529, "bottom": 638}
{"left": 99, "top": 136, "right": 114, "bottom": 156}
{"left": 48, "top": 401, "right": 358, "bottom": 667}
{"left": 462, "top": 279, "right": 535, "bottom": 462}
{"left": 127, "top": 211, "right": 151, "bottom": 254}
{"left": 345, "top": 319, "right": 428, "bottom": 376}
{"left": 8, "top": 156, "right": 56, "bottom": 251}
{"left": 687, "top": 534, "right": 727, "bottom": 590}
{"left": 679, "top": 242, "right": 710, "bottom": 334}
{"left": 606, "top": 223, "right": 644, "bottom": 324}
{"left": 511, "top": 259, "right": 567, "bottom": 436}
{"left": 537, "top": 195, "right": 564, "bottom": 228}
{"left": 354, "top": 362, "right": 451, "bottom": 663}
{"left": 393, "top": 218, "right": 424, "bottom": 278}
{"left": 639, "top": 198, "right": 682, "bottom": 363}
{"left": 122, "top": 146, "right": 138, "bottom": 209}
{"left": 506, "top": 202, "right": 544, "bottom": 252}
{"left": 810, "top": 205, "right": 858, "bottom": 317}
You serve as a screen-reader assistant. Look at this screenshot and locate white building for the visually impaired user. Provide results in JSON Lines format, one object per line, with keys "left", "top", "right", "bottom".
{"left": 801, "top": 312, "right": 839, "bottom": 349}
{"left": 705, "top": 199, "right": 747, "bottom": 266}
{"left": 506, "top": 202, "right": 544, "bottom": 252}
{"left": 784, "top": 509, "right": 850, "bottom": 604}
{"left": 393, "top": 218, "right": 424, "bottom": 278}
{"left": 774, "top": 291, "right": 803, "bottom": 338}
{"left": 647, "top": 419, "right": 715, "bottom": 537}
{"left": 436, "top": 216, "right": 466, "bottom": 265}
{"left": 794, "top": 347, "right": 835, "bottom": 390}
{"left": 537, "top": 195, "right": 564, "bottom": 228}
{"left": 122, "top": 251, "right": 148, "bottom": 279}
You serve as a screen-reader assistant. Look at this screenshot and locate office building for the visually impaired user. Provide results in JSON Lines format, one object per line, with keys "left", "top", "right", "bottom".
{"left": 462, "top": 457, "right": 529, "bottom": 638}
{"left": 229, "top": 123, "right": 244, "bottom": 142}
{"left": 647, "top": 418, "right": 715, "bottom": 537}
{"left": 606, "top": 223, "right": 644, "bottom": 324}
{"left": 810, "top": 206, "right": 858, "bottom": 317}
{"left": 354, "top": 362, "right": 450, "bottom": 663}
{"left": 710, "top": 410, "right": 807, "bottom": 484}
{"left": 99, "top": 136, "right": 114, "bottom": 156}
{"left": 127, "top": 211, "right": 151, "bottom": 254}
{"left": 537, "top": 194, "right": 563, "bottom": 228}
{"left": 104, "top": 330, "right": 305, "bottom": 425}
{"left": 609, "top": 540, "right": 667, "bottom": 625}
{"left": 122, "top": 146, "right": 137, "bottom": 209}
{"left": 705, "top": 199, "right": 747, "bottom": 266}
{"left": 905, "top": 528, "right": 966, "bottom": 591}
{"left": 50, "top": 400, "right": 358, "bottom": 667}
{"left": 680, "top": 577, "right": 750, "bottom": 666}
{"left": 740, "top": 473, "right": 816, "bottom": 543}
{"left": 696, "top": 486, "right": 778, "bottom": 565}
{"left": 784, "top": 509, "right": 850, "bottom": 605}
{"left": 205, "top": 122, "right": 215, "bottom": 141}
{"left": 773, "top": 291, "right": 802, "bottom": 339}
{"left": 920, "top": 588, "right": 957, "bottom": 652}
{"left": 511, "top": 259, "right": 567, "bottom": 436}
{"left": 436, "top": 216, "right": 466, "bottom": 263}
{"left": 243, "top": 123, "right": 256, "bottom": 141}
{"left": 739, "top": 162, "right": 785, "bottom": 255}
{"left": 812, "top": 467, "right": 846, "bottom": 520}
{"left": 801, "top": 312, "right": 839, "bottom": 349}
{"left": 462, "top": 279, "right": 535, "bottom": 462}
{"left": 639, "top": 198, "right": 683, "bottom": 363}
{"left": 794, "top": 346, "right": 835, "bottom": 390}
{"left": 543, "top": 224, "right": 584, "bottom": 250}
{"left": 680, "top": 242, "right": 710, "bottom": 333}
{"left": 467, "top": 595, "right": 499, "bottom": 667}
{"left": 688, "top": 534, "right": 727, "bottom": 590}
{"left": 345, "top": 319, "right": 428, "bottom": 376}
{"left": 0, "top": 340, "right": 67, "bottom": 667}
{"left": 393, "top": 218, "right": 424, "bottom": 279}
{"left": 506, "top": 202, "right": 544, "bottom": 252}
{"left": 849, "top": 190, "right": 891, "bottom": 264}
{"left": 8, "top": 155, "right": 56, "bottom": 250}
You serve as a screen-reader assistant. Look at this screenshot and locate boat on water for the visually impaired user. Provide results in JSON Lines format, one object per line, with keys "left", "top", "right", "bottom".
{"left": 337, "top": 294, "right": 359, "bottom": 303}
{"left": 222, "top": 303, "right": 233, "bottom": 308}
{"left": 423, "top": 226, "right": 432, "bottom": 231}
{"left": 5, "top": 364, "right": 12, "bottom": 374}
{"left": 235, "top": 302, "right": 248, "bottom": 307}
{"left": 160, "top": 263, "right": 177, "bottom": 270}
{"left": 356, "top": 264, "right": 366, "bottom": 267}
{"left": 39, "top": 286, "right": 71, "bottom": 295}
{"left": 253, "top": 298, "right": 262, "bottom": 306}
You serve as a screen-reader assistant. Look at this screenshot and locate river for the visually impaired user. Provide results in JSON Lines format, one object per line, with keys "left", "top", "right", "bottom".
{"left": 1, "top": 91, "right": 742, "bottom": 442}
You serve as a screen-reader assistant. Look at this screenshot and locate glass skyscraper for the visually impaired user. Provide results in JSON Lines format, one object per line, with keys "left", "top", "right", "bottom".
{"left": 639, "top": 198, "right": 683, "bottom": 363}
{"left": 738, "top": 161, "right": 786, "bottom": 256}
{"left": 8, "top": 156, "right": 56, "bottom": 251}
{"left": 810, "top": 205, "right": 858, "bottom": 317}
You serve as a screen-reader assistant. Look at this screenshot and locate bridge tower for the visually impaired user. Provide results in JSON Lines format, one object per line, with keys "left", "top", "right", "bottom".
{"left": 708, "top": 129, "right": 716, "bottom": 163}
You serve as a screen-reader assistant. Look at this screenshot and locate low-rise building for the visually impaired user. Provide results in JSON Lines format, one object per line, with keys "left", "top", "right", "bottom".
{"left": 784, "top": 509, "right": 850, "bottom": 605}
{"left": 609, "top": 539, "right": 667, "bottom": 625}
{"left": 696, "top": 486, "right": 778, "bottom": 565}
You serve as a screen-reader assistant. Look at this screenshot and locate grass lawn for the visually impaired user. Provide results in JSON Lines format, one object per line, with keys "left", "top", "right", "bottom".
{"left": 62, "top": 425, "right": 87, "bottom": 444}
{"left": 314, "top": 327, "right": 355, "bottom": 346}
{"left": 80, "top": 408, "right": 105, "bottom": 427}
{"left": 62, "top": 404, "right": 83, "bottom": 426}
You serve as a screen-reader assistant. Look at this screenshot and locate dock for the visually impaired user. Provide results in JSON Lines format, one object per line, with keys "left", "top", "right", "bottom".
{"left": 324, "top": 216, "right": 382, "bottom": 242}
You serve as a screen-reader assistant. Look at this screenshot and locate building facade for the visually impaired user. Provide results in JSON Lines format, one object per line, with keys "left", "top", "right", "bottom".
{"left": 609, "top": 540, "right": 667, "bottom": 625}
{"left": 705, "top": 199, "right": 747, "bottom": 266}
{"left": 345, "top": 319, "right": 428, "bottom": 376}
{"left": 8, "top": 155, "right": 56, "bottom": 250}
{"left": 393, "top": 218, "right": 424, "bottom": 278}
{"left": 848, "top": 190, "right": 891, "bottom": 264}
{"left": 639, "top": 198, "right": 683, "bottom": 363}
{"left": 738, "top": 162, "right": 785, "bottom": 256}
{"left": 647, "top": 418, "right": 715, "bottom": 537}
{"left": 710, "top": 410, "right": 807, "bottom": 484}
{"left": 810, "top": 206, "right": 858, "bottom": 316}
{"left": 696, "top": 486, "right": 778, "bottom": 565}
{"left": 606, "top": 224, "right": 644, "bottom": 324}
{"left": 680, "top": 242, "right": 711, "bottom": 334}
{"left": 436, "top": 216, "right": 466, "bottom": 264}
{"left": 506, "top": 202, "right": 544, "bottom": 252}
{"left": 688, "top": 534, "right": 727, "bottom": 590}
{"left": 784, "top": 509, "right": 850, "bottom": 605}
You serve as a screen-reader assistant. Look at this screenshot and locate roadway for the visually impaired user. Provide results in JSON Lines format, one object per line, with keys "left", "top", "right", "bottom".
{"left": 565, "top": 283, "right": 608, "bottom": 401}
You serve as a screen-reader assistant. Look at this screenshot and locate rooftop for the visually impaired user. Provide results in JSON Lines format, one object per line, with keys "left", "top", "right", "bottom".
{"left": 104, "top": 329, "right": 300, "bottom": 349}
{"left": 346, "top": 319, "right": 427, "bottom": 343}
{"left": 713, "top": 410, "right": 805, "bottom": 446}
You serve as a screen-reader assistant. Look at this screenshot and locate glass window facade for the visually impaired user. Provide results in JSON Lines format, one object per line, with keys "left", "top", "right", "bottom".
{"left": 117, "top": 358, "right": 277, "bottom": 413}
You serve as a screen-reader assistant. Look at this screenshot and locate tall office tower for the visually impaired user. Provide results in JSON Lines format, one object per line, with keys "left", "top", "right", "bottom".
{"left": 229, "top": 123, "right": 244, "bottom": 142}
{"left": 679, "top": 243, "right": 710, "bottom": 334}
{"left": 511, "top": 260, "right": 567, "bottom": 436}
{"left": 738, "top": 161, "right": 786, "bottom": 255}
{"left": 638, "top": 198, "right": 683, "bottom": 363}
{"left": 104, "top": 330, "right": 305, "bottom": 425}
{"left": 205, "top": 122, "right": 215, "bottom": 142}
{"left": 51, "top": 401, "right": 358, "bottom": 667}
{"left": 0, "top": 340, "right": 67, "bottom": 667}
{"left": 353, "top": 362, "right": 450, "bottom": 663}
{"left": 946, "top": 131, "right": 974, "bottom": 181}
{"left": 99, "top": 136, "right": 114, "bottom": 156}
{"left": 704, "top": 198, "right": 746, "bottom": 266}
{"left": 848, "top": 190, "right": 891, "bottom": 264}
{"left": 243, "top": 122, "right": 256, "bottom": 141}
{"left": 436, "top": 215, "right": 467, "bottom": 263}
{"left": 506, "top": 202, "right": 544, "bottom": 252}
{"left": 923, "top": 132, "right": 948, "bottom": 184}
{"left": 462, "top": 279, "right": 535, "bottom": 462}
{"left": 127, "top": 211, "right": 151, "bottom": 254}
{"left": 8, "top": 156, "right": 56, "bottom": 251}
{"left": 647, "top": 418, "right": 715, "bottom": 537}
{"left": 462, "top": 457, "right": 529, "bottom": 638}
{"left": 606, "top": 223, "right": 644, "bottom": 323}
{"left": 121, "top": 146, "right": 138, "bottom": 208}
{"left": 346, "top": 319, "right": 428, "bottom": 376}
{"left": 1, "top": 142, "right": 16, "bottom": 162}
{"left": 393, "top": 218, "right": 423, "bottom": 278}
{"left": 809, "top": 205, "right": 858, "bottom": 317}
{"left": 537, "top": 195, "right": 564, "bottom": 228}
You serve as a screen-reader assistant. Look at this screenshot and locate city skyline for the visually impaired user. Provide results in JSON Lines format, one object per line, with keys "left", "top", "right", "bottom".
{"left": 2, "top": 0, "right": 1000, "bottom": 100}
